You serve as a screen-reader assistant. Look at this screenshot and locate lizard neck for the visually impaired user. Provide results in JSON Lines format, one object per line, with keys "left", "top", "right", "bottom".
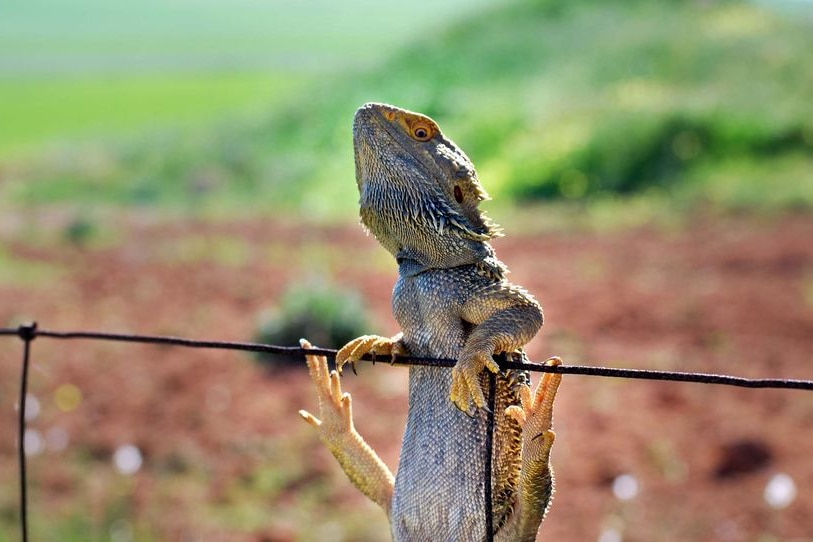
{"left": 360, "top": 181, "right": 496, "bottom": 270}
{"left": 396, "top": 249, "right": 507, "bottom": 282}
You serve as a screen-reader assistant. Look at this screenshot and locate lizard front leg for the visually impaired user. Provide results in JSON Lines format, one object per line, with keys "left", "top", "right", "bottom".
{"left": 452, "top": 284, "right": 543, "bottom": 412}
{"left": 299, "top": 339, "right": 395, "bottom": 515}
{"left": 500, "top": 357, "right": 562, "bottom": 542}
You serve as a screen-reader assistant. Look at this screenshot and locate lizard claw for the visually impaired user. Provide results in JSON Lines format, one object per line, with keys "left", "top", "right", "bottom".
{"left": 450, "top": 350, "right": 501, "bottom": 412}
{"left": 336, "top": 334, "right": 407, "bottom": 374}
{"left": 300, "top": 339, "right": 354, "bottom": 438}
{"left": 505, "top": 357, "right": 562, "bottom": 457}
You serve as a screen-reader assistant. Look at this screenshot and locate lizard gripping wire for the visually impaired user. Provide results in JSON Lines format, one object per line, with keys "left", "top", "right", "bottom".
{"left": 5, "top": 323, "right": 813, "bottom": 540}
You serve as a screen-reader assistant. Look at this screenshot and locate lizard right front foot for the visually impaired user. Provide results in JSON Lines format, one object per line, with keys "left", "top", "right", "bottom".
{"left": 336, "top": 333, "right": 408, "bottom": 374}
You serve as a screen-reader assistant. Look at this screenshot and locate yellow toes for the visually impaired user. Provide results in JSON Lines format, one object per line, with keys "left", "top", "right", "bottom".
{"left": 450, "top": 351, "right": 502, "bottom": 412}
{"left": 336, "top": 334, "right": 405, "bottom": 373}
{"left": 299, "top": 409, "right": 321, "bottom": 428}
{"left": 507, "top": 356, "right": 564, "bottom": 456}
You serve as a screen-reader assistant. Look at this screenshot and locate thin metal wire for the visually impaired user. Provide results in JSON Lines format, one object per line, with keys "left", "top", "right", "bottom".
{"left": 3, "top": 326, "right": 812, "bottom": 390}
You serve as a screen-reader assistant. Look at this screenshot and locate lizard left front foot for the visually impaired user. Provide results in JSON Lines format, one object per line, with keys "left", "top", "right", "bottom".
{"left": 450, "top": 348, "right": 501, "bottom": 413}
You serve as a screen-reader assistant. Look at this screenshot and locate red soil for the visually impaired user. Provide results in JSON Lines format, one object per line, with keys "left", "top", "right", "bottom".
{"left": 1, "top": 212, "right": 812, "bottom": 541}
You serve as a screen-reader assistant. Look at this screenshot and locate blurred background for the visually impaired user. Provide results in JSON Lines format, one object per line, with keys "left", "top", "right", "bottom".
{"left": 1, "top": 0, "right": 813, "bottom": 540}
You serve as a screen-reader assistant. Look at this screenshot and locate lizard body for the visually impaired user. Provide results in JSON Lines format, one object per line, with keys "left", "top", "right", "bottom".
{"left": 300, "top": 103, "right": 562, "bottom": 541}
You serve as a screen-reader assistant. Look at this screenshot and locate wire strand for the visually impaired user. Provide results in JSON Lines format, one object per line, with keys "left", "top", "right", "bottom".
{"left": 2, "top": 326, "right": 812, "bottom": 391}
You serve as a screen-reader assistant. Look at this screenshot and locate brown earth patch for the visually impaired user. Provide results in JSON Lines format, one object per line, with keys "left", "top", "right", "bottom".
{"left": 1, "top": 212, "right": 812, "bottom": 540}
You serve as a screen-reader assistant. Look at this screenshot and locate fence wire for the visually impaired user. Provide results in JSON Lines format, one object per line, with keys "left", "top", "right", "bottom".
{"left": 4, "top": 322, "right": 813, "bottom": 542}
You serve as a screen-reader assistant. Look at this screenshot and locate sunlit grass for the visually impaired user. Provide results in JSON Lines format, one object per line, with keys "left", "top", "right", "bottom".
{"left": 0, "top": 0, "right": 493, "bottom": 158}
{"left": 0, "top": 72, "right": 308, "bottom": 158}
{"left": 3, "top": 0, "right": 812, "bottom": 217}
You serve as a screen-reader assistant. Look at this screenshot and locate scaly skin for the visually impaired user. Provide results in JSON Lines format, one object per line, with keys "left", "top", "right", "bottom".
{"left": 300, "top": 103, "right": 563, "bottom": 541}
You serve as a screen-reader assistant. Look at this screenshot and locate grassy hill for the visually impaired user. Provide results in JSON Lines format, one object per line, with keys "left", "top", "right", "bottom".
{"left": 3, "top": 0, "right": 812, "bottom": 217}
{"left": 0, "top": 0, "right": 491, "bottom": 156}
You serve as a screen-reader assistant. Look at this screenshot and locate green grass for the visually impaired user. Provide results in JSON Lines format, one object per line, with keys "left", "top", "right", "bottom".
{"left": 341, "top": 0, "right": 813, "bottom": 211}
{"left": 0, "top": 73, "right": 308, "bottom": 157}
{"left": 3, "top": 0, "right": 813, "bottom": 217}
{"left": 0, "top": 0, "right": 492, "bottom": 158}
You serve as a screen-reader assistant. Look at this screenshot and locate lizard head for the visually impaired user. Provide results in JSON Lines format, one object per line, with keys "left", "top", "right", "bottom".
{"left": 353, "top": 102, "right": 502, "bottom": 270}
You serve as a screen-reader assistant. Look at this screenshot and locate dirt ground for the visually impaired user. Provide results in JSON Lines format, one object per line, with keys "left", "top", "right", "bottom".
{"left": 1, "top": 210, "right": 812, "bottom": 541}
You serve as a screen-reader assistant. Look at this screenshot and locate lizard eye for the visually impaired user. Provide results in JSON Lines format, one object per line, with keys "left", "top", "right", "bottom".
{"left": 453, "top": 185, "right": 464, "bottom": 203}
{"left": 410, "top": 122, "right": 433, "bottom": 142}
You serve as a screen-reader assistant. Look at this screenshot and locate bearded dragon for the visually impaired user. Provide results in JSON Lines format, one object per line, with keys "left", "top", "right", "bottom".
{"left": 299, "top": 103, "right": 562, "bottom": 541}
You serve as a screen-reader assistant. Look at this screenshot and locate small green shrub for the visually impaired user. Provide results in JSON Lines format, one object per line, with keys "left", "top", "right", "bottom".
{"left": 253, "top": 281, "right": 371, "bottom": 368}
{"left": 63, "top": 215, "right": 97, "bottom": 247}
